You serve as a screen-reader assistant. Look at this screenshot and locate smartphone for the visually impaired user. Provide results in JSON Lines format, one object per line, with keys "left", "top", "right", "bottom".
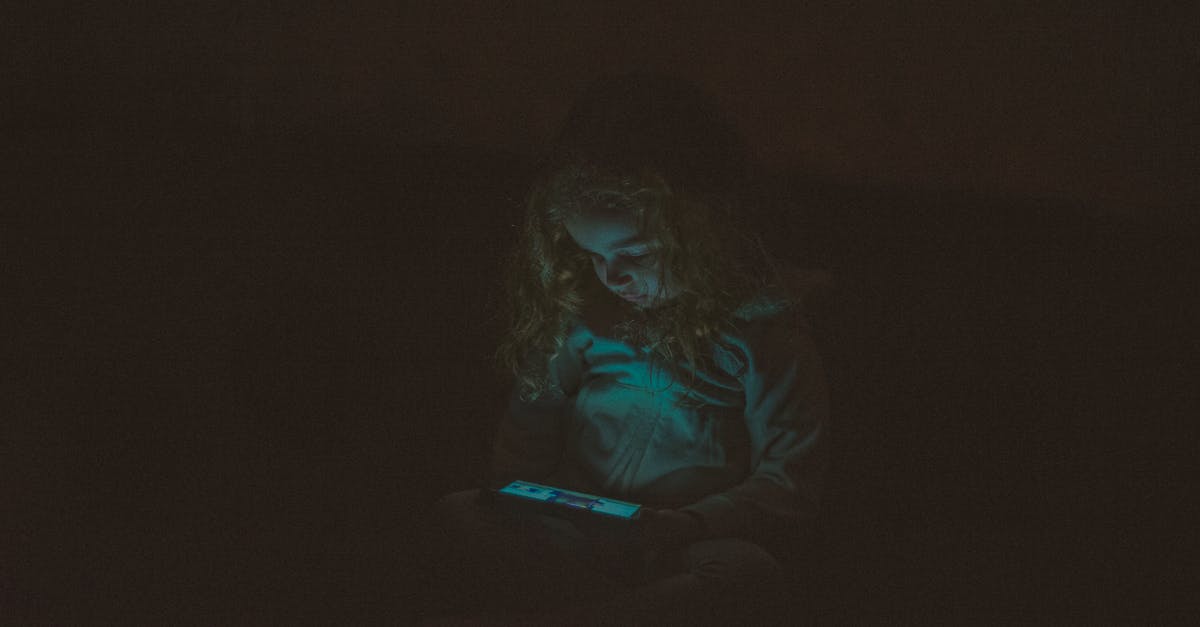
{"left": 492, "top": 480, "right": 643, "bottom": 522}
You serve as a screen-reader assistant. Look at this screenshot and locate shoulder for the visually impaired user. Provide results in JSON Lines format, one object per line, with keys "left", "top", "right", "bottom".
{"left": 732, "top": 266, "right": 832, "bottom": 322}
{"left": 720, "top": 268, "right": 830, "bottom": 375}
{"left": 731, "top": 266, "right": 830, "bottom": 339}
{"left": 727, "top": 306, "right": 808, "bottom": 366}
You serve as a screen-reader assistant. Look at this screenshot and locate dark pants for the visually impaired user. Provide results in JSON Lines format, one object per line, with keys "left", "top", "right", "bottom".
{"left": 417, "top": 489, "right": 786, "bottom": 626}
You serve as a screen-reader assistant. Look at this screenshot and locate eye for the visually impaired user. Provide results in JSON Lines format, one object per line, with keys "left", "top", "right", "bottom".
{"left": 586, "top": 249, "right": 656, "bottom": 266}
{"left": 622, "top": 249, "right": 657, "bottom": 265}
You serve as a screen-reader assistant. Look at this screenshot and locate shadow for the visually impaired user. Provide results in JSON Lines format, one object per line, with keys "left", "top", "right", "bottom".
{"left": 9, "top": 134, "right": 1186, "bottom": 624}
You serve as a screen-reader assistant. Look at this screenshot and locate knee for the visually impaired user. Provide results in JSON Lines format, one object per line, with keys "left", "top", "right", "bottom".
{"left": 686, "top": 538, "right": 783, "bottom": 588}
{"left": 428, "top": 488, "right": 486, "bottom": 536}
{"left": 431, "top": 489, "right": 480, "bottom": 517}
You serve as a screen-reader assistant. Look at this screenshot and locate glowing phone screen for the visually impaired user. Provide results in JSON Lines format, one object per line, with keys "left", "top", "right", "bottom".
{"left": 498, "top": 480, "right": 642, "bottom": 519}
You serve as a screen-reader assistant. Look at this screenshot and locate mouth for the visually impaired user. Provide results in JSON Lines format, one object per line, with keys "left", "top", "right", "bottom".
{"left": 618, "top": 291, "right": 644, "bottom": 303}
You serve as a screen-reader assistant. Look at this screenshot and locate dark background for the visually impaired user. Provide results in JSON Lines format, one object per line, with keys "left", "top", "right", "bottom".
{"left": 4, "top": 3, "right": 1196, "bottom": 625}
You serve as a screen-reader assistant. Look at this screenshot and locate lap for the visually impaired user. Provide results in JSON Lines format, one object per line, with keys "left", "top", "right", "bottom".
{"left": 430, "top": 489, "right": 781, "bottom": 587}
{"left": 421, "top": 489, "right": 787, "bottom": 622}
{"left": 676, "top": 537, "right": 783, "bottom": 586}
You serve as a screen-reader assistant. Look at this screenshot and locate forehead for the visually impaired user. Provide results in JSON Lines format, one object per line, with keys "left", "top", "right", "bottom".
{"left": 562, "top": 207, "right": 647, "bottom": 253}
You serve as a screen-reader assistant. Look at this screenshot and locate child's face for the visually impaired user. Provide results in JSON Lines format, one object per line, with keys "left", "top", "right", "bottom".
{"left": 563, "top": 207, "right": 679, "bottom": 308}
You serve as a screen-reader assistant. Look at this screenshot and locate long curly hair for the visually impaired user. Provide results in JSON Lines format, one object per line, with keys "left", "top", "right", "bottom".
{"left": 494, "top": 74, "right": 802, "bottom": 402}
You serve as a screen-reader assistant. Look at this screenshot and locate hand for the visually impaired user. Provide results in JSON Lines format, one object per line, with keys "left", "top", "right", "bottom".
{"left": 637, "top": 508, "right": 706, "bottom": 554}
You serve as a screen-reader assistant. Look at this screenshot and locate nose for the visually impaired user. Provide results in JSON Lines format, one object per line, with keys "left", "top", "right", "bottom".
{"left": 599, "top": 259, "right": 634, "bottom": 289}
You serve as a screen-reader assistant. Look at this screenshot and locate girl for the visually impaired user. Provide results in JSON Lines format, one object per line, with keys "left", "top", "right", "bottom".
{"left": 423, "top": 74, "right": 829, "bottom": 626}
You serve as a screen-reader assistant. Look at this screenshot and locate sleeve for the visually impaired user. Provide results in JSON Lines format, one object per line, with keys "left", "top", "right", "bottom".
{"left": 679, "top": 314, "right": 829, "bottom": 539}
{"left": 489, "top": 331, "right": 586, "bottom": 488}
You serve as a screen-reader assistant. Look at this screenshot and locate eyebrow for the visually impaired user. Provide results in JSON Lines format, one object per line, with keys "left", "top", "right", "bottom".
{"left": 580, "top": 235, "right": 650, "bottom": 255}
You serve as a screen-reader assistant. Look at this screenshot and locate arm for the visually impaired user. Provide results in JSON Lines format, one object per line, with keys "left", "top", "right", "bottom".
{"left": 678, "top": 314, "right": 829, "bottom": 540}
{"left": 489, "top": 333, "right": 586, "bottom": 488}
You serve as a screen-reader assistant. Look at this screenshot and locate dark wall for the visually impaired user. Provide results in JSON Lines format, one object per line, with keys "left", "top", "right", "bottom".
{"left": 6, "top": 3, "right": 1193, "bottom": 624}
{"left": 11, "top": 3, "right": 1195, "bottom": 217}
